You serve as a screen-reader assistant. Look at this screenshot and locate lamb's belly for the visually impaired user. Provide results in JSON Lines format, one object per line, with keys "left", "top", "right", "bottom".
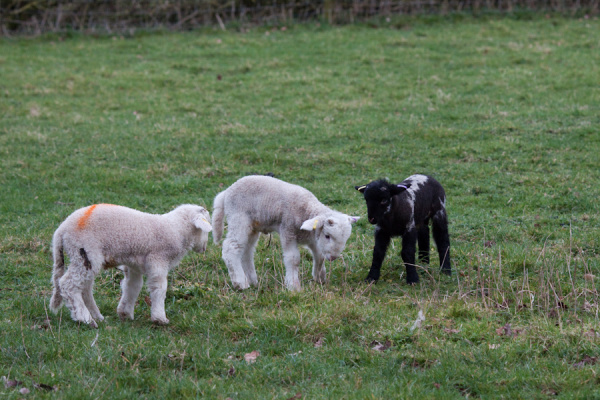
{"left": 251, "top": 221, "right": 279, "bottom": 235}
{"left": 104, "top": 253, "right": 146, "bottom": 270}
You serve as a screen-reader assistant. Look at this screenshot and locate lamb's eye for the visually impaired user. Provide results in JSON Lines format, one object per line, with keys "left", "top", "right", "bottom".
{"left": 325, "top": 234, "right": 331, "bottom": 240}
{"left": 380, "top": 199, "right": 388, "bottom": 205}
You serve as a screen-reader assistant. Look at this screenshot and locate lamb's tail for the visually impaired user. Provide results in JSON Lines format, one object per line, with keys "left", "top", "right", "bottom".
{"left": 212, "top": 191, "right": 227, "bottom": 244}
{"left": 49, "top": 228, "right": 66, "bottom": 313}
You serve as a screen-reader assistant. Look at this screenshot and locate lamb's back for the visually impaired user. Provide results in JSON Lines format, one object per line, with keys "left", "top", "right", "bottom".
{"left": 224, "top": 176, "right": 325, "bottom": 227}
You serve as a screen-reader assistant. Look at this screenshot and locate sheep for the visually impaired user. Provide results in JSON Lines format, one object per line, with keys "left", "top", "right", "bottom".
{"left": 49, "top": 203, "right": 213, "bottom": 327}
{"left": 212, "top": 175, "right": 359, "bottom": 291}
{"left": 355, "top": 174, "right": 451, "bottom": 284}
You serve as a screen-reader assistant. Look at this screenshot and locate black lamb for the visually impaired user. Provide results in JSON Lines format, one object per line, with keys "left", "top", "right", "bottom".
{"left": 355, "top": 174, "right": 451, "bottom": 284}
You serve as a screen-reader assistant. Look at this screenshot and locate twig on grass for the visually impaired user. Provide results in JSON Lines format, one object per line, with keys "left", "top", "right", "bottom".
{"left": 42, "top": 297, "right": 56, "bottom": 339}
{"left": 19, "top": 307, "right": 30, "bottom": 359}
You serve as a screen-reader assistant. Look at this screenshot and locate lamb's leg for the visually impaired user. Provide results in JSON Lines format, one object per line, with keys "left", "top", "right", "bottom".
{"left": 366, "top": 229, "right": 391, "bottom": 283}
{"left": 417, "top": 222, "right": 430, "bottom": 264}
{"left": 311, "top": 248, "right": 326, "bottom": 284}
{"left": 432, "top": 210, "right": 452, "bottom": 275}
{"left": 59, "top": 263, "right": 97, "bottom": 328}
{"left": 281, "top": 236, "right": 301, "bottom": 291}
{"left": 117, "top": 266, "right": 144, "bottom": 321}
{"left": 146, "top": 266, "right": 169, "bottom": 325}
{"left": 401, "top": 229, "right": 419, "bottom": 284}
{"left": 241, "top": 231, "right": 260, "bottom": 287}
{"left": 222, "top": 222, "right": 251, "bottom": 290}
{"left": 82, "top": 278, "right": 104, "bottom": 322}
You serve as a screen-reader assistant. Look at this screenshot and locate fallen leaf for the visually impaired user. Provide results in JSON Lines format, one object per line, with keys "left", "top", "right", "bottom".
{"left": 573, "top": 355, "right": 597, "bottom": 368}
{"left": 443, "top": 328, "right": 460, "bottom": 334}
{"left": 583, "top": 329, "right": 597, "bottom": 338}
{"left": 34, "top": 383, "right": 56, "bottom": 391}
{"left": 20, "top": 387, "right": 30, "bottom": 394}
{"left": 583, "top": 274, "right": 595, "bottom": 281}
{"left": 371, "top": 340, "right": 392, "bottom": 352}
{"left": 314, "top": 338, "right": 324, "bottom": 348}
{"left": 512, "top": 327, "right": 524, "bottom": 336}
{"left": 286, "top": 393, "right": 302, "bottom": 400}
{"left": 3, "top": 377, "right": 22, "bottom": 388}
{"left": 454, "top": 383, "right": 471, "bottom": 396}
{"left": 542, "top": 387, "right": 559, "bottom": 396}
{"left": 496, "top": 323, "right": 512, "bottom": 336}
{"left": 484, "top": 240, "right": 495, "bottom": 248}
{"left": 433, "top": 383, "right": 441, "bottom": 389}
{"left": 227, "top": 366, "right": 235, "bottom": 377}
{"left": 556, "top": 301, "right": 568, "bottom": 310}
{"left": 489, "top": 344, "right": 500, "bottom": 349}
{"left": 244, "top": 350, "right": 260, "bottom": 364}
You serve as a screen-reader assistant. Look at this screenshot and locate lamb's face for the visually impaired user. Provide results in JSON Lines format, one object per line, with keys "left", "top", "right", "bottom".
{"left": 365, "top": 186, "right": 394, "bottom": 225}
{"left": 315, "top": 216, "right": 354, "bottom": 262}
{"left": 355, "top": 181, "right": 410, "bottom": 225}
{"left": 192, "top": 228, "right": 211, "bottom": 253}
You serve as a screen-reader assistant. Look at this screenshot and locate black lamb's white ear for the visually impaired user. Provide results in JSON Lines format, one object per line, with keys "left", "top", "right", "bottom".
{"left": 355, "top": 185, "right": 367, "bottom": 193}
{"left": 390, "top": 183, "right": 411, "bottom": 195}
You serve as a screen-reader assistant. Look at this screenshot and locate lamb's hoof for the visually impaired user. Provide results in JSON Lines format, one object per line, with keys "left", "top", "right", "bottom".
{"left": 89, "top": 319, "right": 98, "bottom": 329}
{"left": 232, "top": 281, "right": 250, "bottom": 291}
{"left": 118, "top": 312, "right": 133, "bottom": 321}
{"left": 441, "top": 268, "right": 452, "bottom": 276}
{"left": 364, "top": 277, "right": 378, "bottom": 284}
{"left": 151, "top": 317, "right": 169, "bottom": 326}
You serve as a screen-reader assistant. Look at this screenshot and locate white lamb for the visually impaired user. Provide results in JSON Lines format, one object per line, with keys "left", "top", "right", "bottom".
{"left": 49, "top": 203, "right": 212, "bottom": 327}
{"left": 212, "top": 175, "right": 359, "bottom": 291}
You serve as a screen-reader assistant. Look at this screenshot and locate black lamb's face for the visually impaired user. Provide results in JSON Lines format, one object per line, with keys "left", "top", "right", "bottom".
{"left": 355, "top": 181, "right": 410, "bottom": 225}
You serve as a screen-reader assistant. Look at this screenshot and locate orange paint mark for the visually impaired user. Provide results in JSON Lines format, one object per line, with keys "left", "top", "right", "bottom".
{"left": 77, "top": 204, "right": 98, "bottom": 230}
{"left": 77, "top": 204, "right": 117, "bottom": 230}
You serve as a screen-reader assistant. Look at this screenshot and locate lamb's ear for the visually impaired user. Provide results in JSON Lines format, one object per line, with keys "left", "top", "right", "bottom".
{"left": 193, "top": 214, "right": 213, "bottom": 232}
{"left": 390, "top": 183, "right": 411, "bottom": 195}
{"left": 300, "top": 217, "right": 323, "bottom": 231}
{"left": 348, "top": 216, "right": 360, "bottom": 224}
{"left": 355, "top": 185, "right": 367, "bottom": 193}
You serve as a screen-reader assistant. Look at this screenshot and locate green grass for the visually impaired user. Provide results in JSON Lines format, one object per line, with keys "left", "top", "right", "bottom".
{"left": 1, "top": 14, "right": 600, "bottom": 398}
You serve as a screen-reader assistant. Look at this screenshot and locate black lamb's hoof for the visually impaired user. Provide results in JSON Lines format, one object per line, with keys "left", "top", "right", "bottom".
{"left": 406, "top": 277, "right": 420, "bottom": 286}
{"left": 441, "top": 267, "right": 452, "bottom": 276}
{"left": 364, "top": 276, "right": 379, "bottom": 284}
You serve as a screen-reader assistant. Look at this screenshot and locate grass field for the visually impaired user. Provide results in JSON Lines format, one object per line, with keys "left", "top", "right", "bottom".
{"left": 1, "top": 14, "right": 600, "bottom": 398}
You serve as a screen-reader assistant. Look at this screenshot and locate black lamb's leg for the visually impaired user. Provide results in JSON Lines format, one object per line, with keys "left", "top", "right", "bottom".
{"left": 366, "top": 228, "right": 391, "bottom": 283}
{"left": 401, "top": 229, "right": 419, "bottom": 284}
{"left": 432, "top": 210, "right": 451, "bottom": 275}
{"left": 417, "top": 222, "right": 430, "bottom": 264}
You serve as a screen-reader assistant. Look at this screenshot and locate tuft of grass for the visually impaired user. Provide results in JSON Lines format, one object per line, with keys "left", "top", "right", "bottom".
{"left": 1, "top": 15, "right": 600, "bottom": 398}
